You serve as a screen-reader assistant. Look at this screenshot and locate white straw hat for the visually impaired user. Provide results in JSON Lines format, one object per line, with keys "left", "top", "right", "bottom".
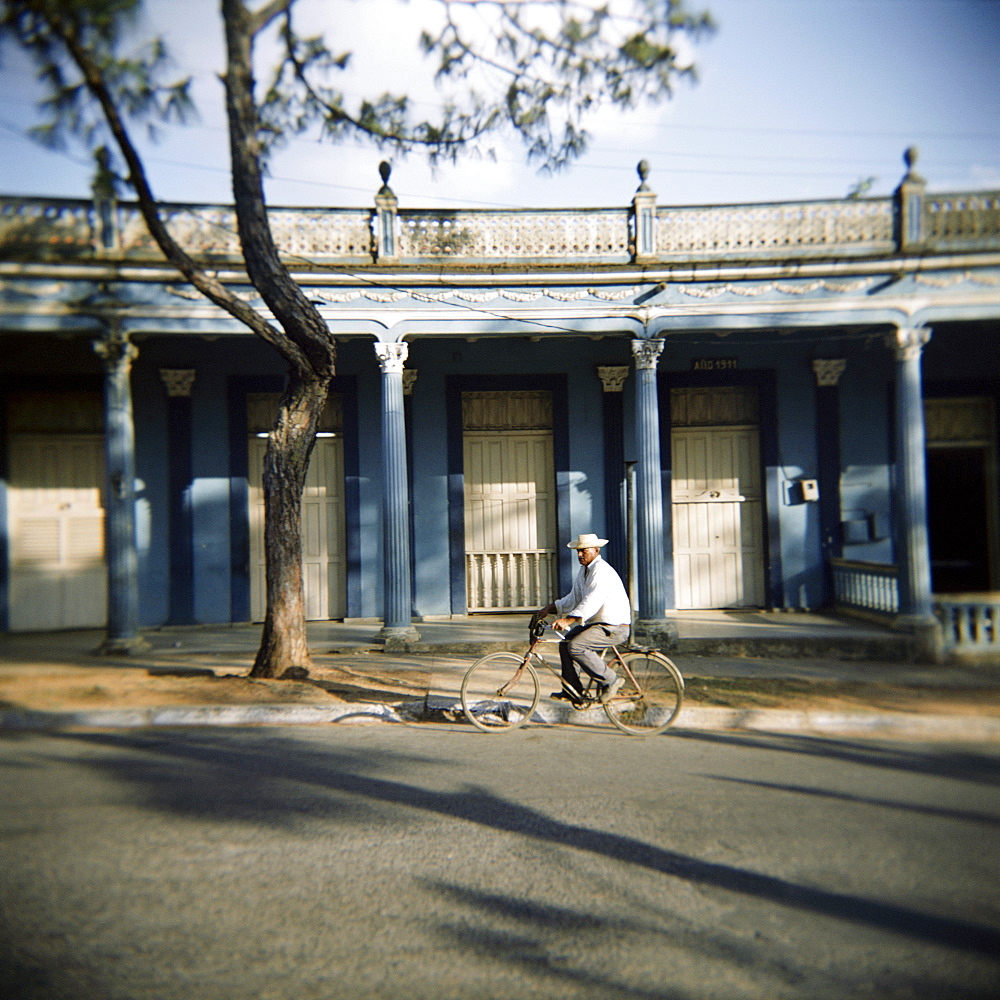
{"left": 566, "top": 533, "right": 609, "bottom": 549}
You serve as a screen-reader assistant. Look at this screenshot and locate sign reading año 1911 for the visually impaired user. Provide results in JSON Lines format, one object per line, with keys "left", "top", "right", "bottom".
{"left": 691, "top": 358, "right": 738, "bottom": 371}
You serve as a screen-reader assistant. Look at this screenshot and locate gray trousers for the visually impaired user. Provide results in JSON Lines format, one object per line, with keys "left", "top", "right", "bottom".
{"left": 559, "top": 622, "right": 630, "bottom": 692}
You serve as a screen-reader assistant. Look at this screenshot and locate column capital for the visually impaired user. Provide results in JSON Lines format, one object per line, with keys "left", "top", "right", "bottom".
{"left": 631, "top": 339, "right": 664, "bottom": 371}
{"left": 374, "top": 341, "right": 408, "bottom": 374}
{"left": 160, "top": 368, "right": 197, "bottom": 398}
{"left": 92, "top": 329, "right": 138, "bottom": 371}
{"left": 886, "top": 326, "right": 931, "bottom": 361}
{"left": 597, "top": 365, "right": 630, "bottom": 392}
{"left": 812, "top": 358, "right": 847, "bottom": 387}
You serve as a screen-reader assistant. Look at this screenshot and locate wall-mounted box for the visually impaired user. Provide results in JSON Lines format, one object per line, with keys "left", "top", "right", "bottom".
{"left": 786, "top": 479, "right": 820, "bottom": 505}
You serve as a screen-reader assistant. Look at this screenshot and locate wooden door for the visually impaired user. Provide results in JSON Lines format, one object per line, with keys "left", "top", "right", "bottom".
{"left": 7, "top": 434, "right": 107, "bottom": 630}
{"left": 463, "top": 391, "right": 556, "bottom": 611}
{"left": 248, "top": 437, "right": 346, "bottom": 621}
{"left": 671, "top": 388, "right": 765, "bottom": 609}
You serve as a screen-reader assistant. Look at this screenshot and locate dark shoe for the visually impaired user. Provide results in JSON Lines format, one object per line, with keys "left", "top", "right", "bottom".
{"left": 599, "top": 675, "right": 625, "bottom": 704}
{"left": 551, "top": 689, "right": 584, "bottom": 702}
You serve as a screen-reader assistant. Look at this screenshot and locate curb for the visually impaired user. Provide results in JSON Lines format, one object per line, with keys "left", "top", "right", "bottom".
{"left": 0, "top": 702, "right": 409, "bottom": 730}
{"left": 674, "top": 706, "right": 1000, "bottom": 741}
{"left": 2, "top": 699, "right": 997, "bottom": 742}
{"left": 424, "top": 697, "right": 1000, "bottom": 741}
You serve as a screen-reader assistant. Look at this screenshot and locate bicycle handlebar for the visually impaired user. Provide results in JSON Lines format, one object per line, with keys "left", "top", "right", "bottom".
{"left": 530, "top": 618, "right": 567, "bottom": 642}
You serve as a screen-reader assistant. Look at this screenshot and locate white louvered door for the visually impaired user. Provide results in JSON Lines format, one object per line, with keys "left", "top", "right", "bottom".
{"left": 463, "top": 391, "right": 556, "bottom": 611}
{"left": 671, "top": 388, "right": 765, "bottom": 609}
{"left": 7, "top": 434, "right": 107, "bottom": 630}
{"left": 248, "top": 436, "right": 346, "bottom": 621}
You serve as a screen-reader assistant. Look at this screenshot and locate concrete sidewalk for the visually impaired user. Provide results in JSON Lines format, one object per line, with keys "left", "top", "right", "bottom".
{"left": 1, "top": 614, "right": 999, "bottom": 740}
{"left": 0, "top": 609, "right": 931, "bottom": 665}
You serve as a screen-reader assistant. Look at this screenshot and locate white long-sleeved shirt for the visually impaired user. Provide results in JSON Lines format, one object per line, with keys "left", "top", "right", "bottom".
{"left": 555, "top": 554, "right": 631, "bottom": 626}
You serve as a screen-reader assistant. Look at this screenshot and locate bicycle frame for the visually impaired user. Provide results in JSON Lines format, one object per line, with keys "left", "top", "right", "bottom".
{"left": 507, "top": 626, "right": 640, "bottom": 704}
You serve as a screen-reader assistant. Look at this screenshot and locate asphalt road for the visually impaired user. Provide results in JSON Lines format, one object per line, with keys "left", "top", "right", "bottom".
{"left": 1, "top": 721, "right": 998, "bottom": 999}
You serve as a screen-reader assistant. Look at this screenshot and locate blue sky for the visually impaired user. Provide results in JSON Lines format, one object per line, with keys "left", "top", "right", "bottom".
{"left": 0, "top": 0, "right": 997, "bottom": 210}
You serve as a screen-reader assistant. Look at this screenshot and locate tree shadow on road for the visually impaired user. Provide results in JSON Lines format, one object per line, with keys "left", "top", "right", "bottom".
{"left": 672, "top": 728, "right": 1000, "bottom": 786}
{"left": 38, "top": 728, "right": 1000, "bottom": 962}
{"left": 700, "top": 773, "right": 1000, "bottom": 827}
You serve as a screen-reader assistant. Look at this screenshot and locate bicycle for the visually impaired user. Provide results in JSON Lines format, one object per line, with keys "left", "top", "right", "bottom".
{"left": 460, "top": 612, "right": 684, "bottom": 736}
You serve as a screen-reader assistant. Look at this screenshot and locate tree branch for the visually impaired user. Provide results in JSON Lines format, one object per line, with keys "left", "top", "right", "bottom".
{"left": 221, "top": 0, "right": 334, "bottom": 379}
{"left": 47, "top": 3, "right": 314, "bottom": 374}
{"left": 274, "top": 5, "right": 492, "bottom": 152}
{"left": 249, "top": 0, "right": 293, "bottom": 38}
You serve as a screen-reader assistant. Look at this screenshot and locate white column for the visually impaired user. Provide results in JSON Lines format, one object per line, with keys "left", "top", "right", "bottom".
{"left": 92, "top": 324, "right": 148, "bottom": 653}
{"left": 886, "top": 326, "right": 940, "bottom": 657}
{"left": 374, "top": 341, "right": 419, "bottom": 645}
{"left": 631, "top": 338, "right": 677, "bottom": 649}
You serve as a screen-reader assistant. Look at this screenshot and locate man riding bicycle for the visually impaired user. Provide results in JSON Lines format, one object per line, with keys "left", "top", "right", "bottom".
{"left": 538, "top": 533, "right": 631, "bottom": 705}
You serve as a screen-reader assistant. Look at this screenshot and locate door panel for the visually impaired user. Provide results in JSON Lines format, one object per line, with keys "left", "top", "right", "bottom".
{"left": 248, "top": 436, "right": 346, "bottom": 621}
{"left": 7, "top": 434, "right": 107, "bottom": 630}
{"left": 464, "top": 430, "right": 556, "bottom": 611}
{"left": 672, "top": 423, "right": 765, "bottom": 609}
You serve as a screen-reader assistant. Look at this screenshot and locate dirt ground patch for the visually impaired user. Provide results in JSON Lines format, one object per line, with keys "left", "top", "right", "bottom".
{"left": 0, "top": 656, "right": 432, "bottom": 713}
{"left": 2, "top": 657, "right": 998, "bottom": 718}
{"left": 684, "top": 675, "right": 1000, "bottom": 716}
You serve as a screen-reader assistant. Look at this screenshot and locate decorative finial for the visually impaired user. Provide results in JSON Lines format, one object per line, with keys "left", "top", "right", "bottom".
{"left": 378, "top": 161, "right": 393, "bottom": 195}
{"left": 900, "top": 146, "right": 924, "bottom": 185}
{"left": 636, "top": 159, "right": 651, "bottom": 192}
{"left": 91, "top": 146, "right": 119, "bottom": 201}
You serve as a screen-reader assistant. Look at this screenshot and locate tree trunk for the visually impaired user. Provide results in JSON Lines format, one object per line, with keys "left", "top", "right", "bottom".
{"left": 250, "top": 372, "right": 329, "bottom": 678}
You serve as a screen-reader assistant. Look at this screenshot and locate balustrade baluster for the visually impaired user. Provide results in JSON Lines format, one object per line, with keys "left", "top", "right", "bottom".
{"left": 973, "top": 605, "right": 987, "bottom": 645}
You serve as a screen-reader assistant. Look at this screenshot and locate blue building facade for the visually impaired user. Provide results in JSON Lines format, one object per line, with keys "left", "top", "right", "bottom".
{"left": 1, "top": 153, "right": 998, "bottom": 655}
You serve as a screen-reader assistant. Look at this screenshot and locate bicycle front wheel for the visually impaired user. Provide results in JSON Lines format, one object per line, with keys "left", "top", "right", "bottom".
{"left": 604, "top": 652, "right": 684, "bottom": 736}
{"left": 460, "top": 652, "right": 540, "bottom": 733}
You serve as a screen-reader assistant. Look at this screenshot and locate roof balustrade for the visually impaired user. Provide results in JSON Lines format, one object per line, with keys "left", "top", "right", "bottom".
{"left": 2, "top": 153, "right": 998, "bottom": 269}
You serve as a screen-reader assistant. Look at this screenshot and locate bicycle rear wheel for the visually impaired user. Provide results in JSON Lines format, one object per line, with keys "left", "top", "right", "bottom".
{"left": 460, "top": 652, "right": 540, "bottom": 732}
{"left": 604, "top": 652, "right": 684, "bottom": 735}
